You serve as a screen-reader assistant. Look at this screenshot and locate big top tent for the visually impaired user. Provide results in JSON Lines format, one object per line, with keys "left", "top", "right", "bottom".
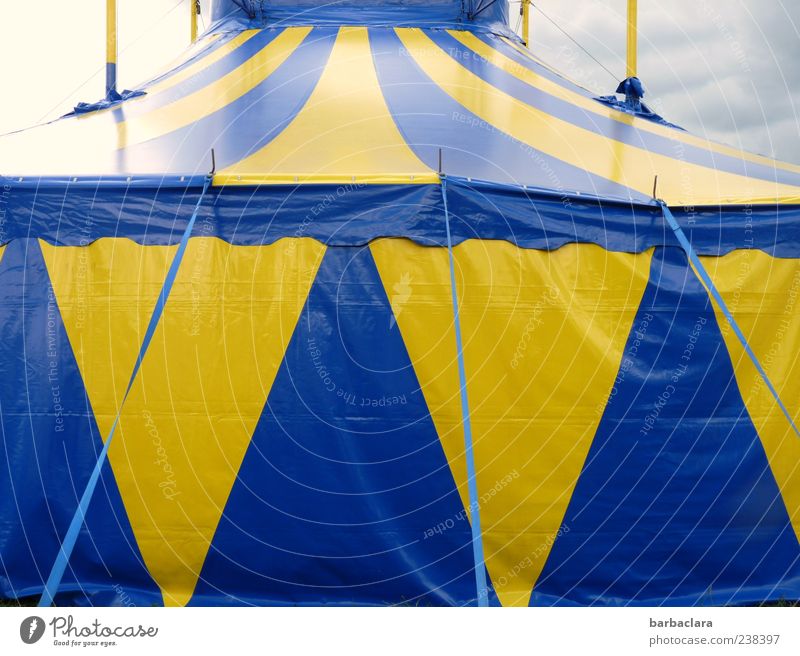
{"left": 1, "top": 0, "right": 799, "bottom": 607}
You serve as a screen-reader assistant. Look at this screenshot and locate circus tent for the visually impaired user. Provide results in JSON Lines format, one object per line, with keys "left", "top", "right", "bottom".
{"left": 1, "top": 0, "right": 800, "bottom": 607}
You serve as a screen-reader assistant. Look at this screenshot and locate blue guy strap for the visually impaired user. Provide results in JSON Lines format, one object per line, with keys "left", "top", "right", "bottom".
{"left": 39, "top": 176, "right": 213, "bottom": 607}
{"left": 660, "top": 200, "right": 800, "bottom": 440}
{"left": 441, "top": 176, "right": 489, "bottom": 607}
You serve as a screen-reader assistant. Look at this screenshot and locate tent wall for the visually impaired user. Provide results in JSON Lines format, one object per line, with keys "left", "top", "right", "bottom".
{"left": 4, "top": 180, "right": 800, "bottom": 257}
{"left": 1, "top": 184, "right": 800, "bottom": 605}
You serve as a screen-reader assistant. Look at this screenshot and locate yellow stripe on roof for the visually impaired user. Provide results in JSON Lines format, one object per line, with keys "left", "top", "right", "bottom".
{"left": 500, "top": 35, "right": 600, "bottom": 94}
{"left": 0, "top": 29, "right": 307, "bottom": 174}
{"left": 399, "top": 28, "right": 800, "bottom": 205}
{"left": 145, "top": 30, "right": 256, "bottom": 95}
{"left": 73, "top": 31, "right": 252, "bottom": 119}
{"left": 217, "top": 26, "right": 437, "bottom": 185}
{"left": 117, "top": 27, "right": 310, "bottom": 148}
{"left": 489, "top": 32, "right": 800, "bottom": 178}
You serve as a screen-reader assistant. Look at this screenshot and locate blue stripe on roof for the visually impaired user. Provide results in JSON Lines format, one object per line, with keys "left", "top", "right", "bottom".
{"left": 370, "top": 28, "right": 649, "bottom": 202}
{"left": 436, "top": 30, "right": 800, "bottom": 189}
{"left": 140, "top": 30, "right": 240, "bottom": 89}
{"left": 117, "top": 28, "right": 337, "bottom": 175}
{"left": 112, "top": 29, "right": 284, "bottom": 120}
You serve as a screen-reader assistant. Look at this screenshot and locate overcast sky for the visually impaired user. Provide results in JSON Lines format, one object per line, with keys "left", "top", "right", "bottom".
{"left": 0, "top": 1, "right": 797, "bottom": 164}
{"left": 526, "top": 0, "right": 800, "bottom": 164}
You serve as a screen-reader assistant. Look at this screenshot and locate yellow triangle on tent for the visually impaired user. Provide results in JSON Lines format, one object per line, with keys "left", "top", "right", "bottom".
{"left": 41, "top": 236, "right": 326, "bottom": 606}
{"left": 40, "top": 238, "right": 178, "bottom": 440}
{"left": 371, "top": 239, "right": 652, "bottom": 606}
{"left": 699, "top": 250, "right": 800, "bottom": 543}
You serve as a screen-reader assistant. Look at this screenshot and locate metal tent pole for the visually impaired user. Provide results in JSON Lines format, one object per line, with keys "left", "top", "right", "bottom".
{"left": 522, "top": 0, "right": 531, "bottom": 47}
{"left": 106, "top": 0, "right": 118, "bottom": 98}
{"left": 190, "top": 0, "right": 199, "bottom": 43}
{"left": 626, "top": 0, "right": 638, "bottom": 78}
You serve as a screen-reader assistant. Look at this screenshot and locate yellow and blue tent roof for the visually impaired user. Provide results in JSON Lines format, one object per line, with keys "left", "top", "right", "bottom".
{"left": 2, "top": 13, "right": 800, "bottom": 208}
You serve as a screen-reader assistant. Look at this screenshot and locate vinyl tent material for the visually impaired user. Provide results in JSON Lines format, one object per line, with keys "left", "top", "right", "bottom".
{"left": 1, "top": 0, "right": 800, "bottom": 607}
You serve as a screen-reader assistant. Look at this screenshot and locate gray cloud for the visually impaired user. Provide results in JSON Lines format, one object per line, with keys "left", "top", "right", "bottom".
{"left": 525, "top": 0, "right": 800, "bottom": 164}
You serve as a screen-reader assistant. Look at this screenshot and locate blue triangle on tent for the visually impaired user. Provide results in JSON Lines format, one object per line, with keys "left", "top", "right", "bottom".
{"left": 531, "top": 246, "right": 800, "bottom": 606}
{"left": 193, "top": 245, "right": 497, "bottom": 606}
{"left": 0, "top": 238, "right": 160, "bottom": 606}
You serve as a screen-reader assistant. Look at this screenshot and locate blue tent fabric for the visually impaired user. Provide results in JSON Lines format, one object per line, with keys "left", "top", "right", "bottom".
{"left": 530, "top": 247, "right": 800, "bottom": 606}
{"left": 0, "top": 240, "right": 160, "bottom": 606}
{"left": 191, "top": 246, "right": 500, "bottom": 606}
{"left": 211, "top": 0, "right": 511, "bottom": 33}
{"left": 593, "top": 76, "right": 684, "bottom": 130}
{"left": 71, "top": 90, "right": 147, "bottom": 116}
{"left": 2, "top": 0, "right": 800, "bottom": 607}
{"left": 4, "top": 179, "right": 800, "bottom": 258}
{"left": 594, "top": 94, "right": 684, "bottom": 130}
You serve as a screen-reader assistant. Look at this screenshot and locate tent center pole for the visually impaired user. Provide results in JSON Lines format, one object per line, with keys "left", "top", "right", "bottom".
{"left": 106, "top": 0, "right": 117, "bottom": 98}
{"left": 626, "top": 0, "right": 638, "bottom": 78}
{"left": 521, "top": 0, "right": 531, "bottom": 47}
{"left": 191, "top": 0, "right": 199, "bottom": 43}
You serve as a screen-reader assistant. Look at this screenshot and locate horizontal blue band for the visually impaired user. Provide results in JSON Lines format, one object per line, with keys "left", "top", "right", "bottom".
{"left": 2, "top": 177, "right": 800, "bottom": 256}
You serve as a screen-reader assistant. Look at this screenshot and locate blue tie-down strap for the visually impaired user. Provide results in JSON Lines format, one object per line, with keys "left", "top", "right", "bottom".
{"left": 659, "top": 200, "right": 800, "bottom": 440}
{"left": 38, "top": 175, "right": 213, "bottom": 607}
{"left": 441, "top": 176, "right": 489, "bottom": 607}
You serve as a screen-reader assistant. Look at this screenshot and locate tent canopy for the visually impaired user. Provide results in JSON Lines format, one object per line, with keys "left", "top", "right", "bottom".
{"left": 2, "top": 8, "right": 799, "bottom": 208}
{"left": 2, "top": 0, "right": 800, "bottom": 608}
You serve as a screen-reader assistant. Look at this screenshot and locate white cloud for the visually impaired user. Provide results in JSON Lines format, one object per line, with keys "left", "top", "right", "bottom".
{"left": 526, "top": 0, "right": 800, "bottom": 163}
